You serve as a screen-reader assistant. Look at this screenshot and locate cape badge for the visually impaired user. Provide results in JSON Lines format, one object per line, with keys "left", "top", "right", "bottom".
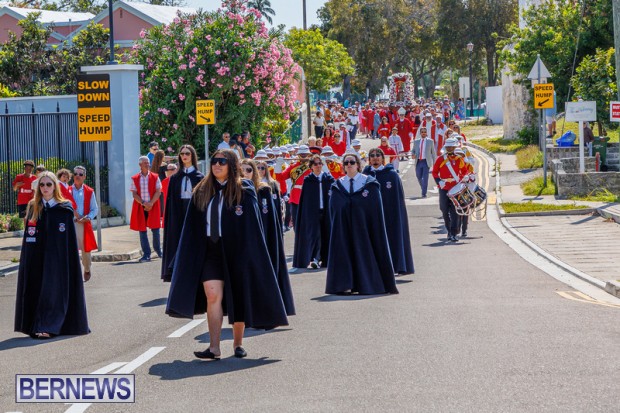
{"left": 28, "top": 226, "right": 36, "bottom": 236}
{"left": 262, "top": 199, "right": 268, "bottom": 214}
{"left": 59, "top": 223, "right": 66, "bottom": 232}
{"left": 362, "top": 190, "right": 369, "bottom": 198}
{"left": 272, "top": 193, "right": 278, "bottom": 200}
{"left": 235, "top": 205, "right": 243, "bottom": 216}
{"left": 386, "top": 181, "right": 392, "bottom": 189}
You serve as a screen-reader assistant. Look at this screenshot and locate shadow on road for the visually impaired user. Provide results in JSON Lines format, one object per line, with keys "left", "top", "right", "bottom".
{"left": 396, "top": 279, "right": 413, "bottom": 285}
{"left": 149, "top": 357, "right": 280, "bottom": 380}
{"left": 193, "top": 327, "right": 291, "bottom": 344}
{"left": 139, "top": 297, "right": 167, "bottom": 307}
{"left": 0, "top": 335, "right": 73, "bottom": 351}
{"left": 311, "top": 294, "right": 392, "bottom": 302}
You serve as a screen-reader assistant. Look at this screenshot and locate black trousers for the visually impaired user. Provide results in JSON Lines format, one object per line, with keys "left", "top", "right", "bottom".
{"left": 460, "top": 214, "right": 468, "bottom": 233}
{"left": 283, "top": 197, "right": 292, "bottom": 228}
{"left": 439, "top": 189, "right": 459, "bottom": 237}
{"left": 290, "top": 203, "right": 299, "bottom": 229}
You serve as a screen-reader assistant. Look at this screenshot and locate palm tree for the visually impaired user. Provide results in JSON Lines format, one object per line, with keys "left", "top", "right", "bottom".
{"left": 247, "top": 0, "right": 276, "bottom": 25}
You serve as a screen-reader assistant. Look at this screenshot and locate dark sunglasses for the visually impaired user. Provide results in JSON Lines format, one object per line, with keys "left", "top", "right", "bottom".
{"left": 343, "top": 160, "right": 357, "bottom": 166}
{"left": 39, "top": 182, "right": 53, "bottom": 187}
{"left": 74, "top": 173, "right": 85, "bottom": 176}
{"left": 180, "top": 152, "right": 191, "bottom": 156}
{"left": 368, "top": 154, "right": 382, "bottom": 158}
{"left": 242, "top": 167, "right": 253, "bottom": 173}
{"left": 211, "top": 157, "right": 228, "bottom": 166}
{"left": 257, "top": 166, "right": 266, "bottom": 171}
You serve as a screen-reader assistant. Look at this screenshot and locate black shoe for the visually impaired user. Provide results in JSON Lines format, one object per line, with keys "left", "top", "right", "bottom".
{"left": 138, "top": 256, "right": 151, "bottom": 263}
{"left": 194, "top": 348, "right": 220, "bottom": 360}
{"left": 461, "top": 231, "right": 468, "bottom": 238}
{"left": 234, "top": 346, "right": 247, "bottom": 358}
{"left": 309, "top": 259, "right": 319, "bottom": 269}
{"left": 450, "top": 235, "right": 458, "bottom": 242}
{"left": 156, "top": 251, "right": 163, "bottom": 258}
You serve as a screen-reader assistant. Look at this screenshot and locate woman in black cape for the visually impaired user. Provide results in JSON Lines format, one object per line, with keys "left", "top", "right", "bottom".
{"left": 161, "top": 144, "right": 204, "bottom": 282}
{"left": 326, "top": 152, "right": 398, "bottom": 295}
{"left": 14, "top": 171, "right": 89, "bottom": 339}
{"left": 166, "top": 149, "right": 289, "bottom": 360}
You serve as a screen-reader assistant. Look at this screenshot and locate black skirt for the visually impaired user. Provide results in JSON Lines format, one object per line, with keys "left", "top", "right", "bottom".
{"left": 200, "top": 238, "right": 225, "bottom": 282}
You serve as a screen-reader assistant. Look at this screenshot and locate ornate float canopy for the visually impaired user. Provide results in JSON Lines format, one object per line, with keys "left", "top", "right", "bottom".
{"left": 388, "top": 72, "right": 415, "bottom": 106}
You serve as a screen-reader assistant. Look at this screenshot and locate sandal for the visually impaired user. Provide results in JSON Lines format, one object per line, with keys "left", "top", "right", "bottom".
{"left": 34, "top": 332, "right": 53, "bottom": 339}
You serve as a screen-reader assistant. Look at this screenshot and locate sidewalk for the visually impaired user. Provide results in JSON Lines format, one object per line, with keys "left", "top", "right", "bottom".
{"left": 468, "top": 142, "right": 620, "bottom": 297}
{"left": 0, "top": 224, "right": 144, "bottom": 275}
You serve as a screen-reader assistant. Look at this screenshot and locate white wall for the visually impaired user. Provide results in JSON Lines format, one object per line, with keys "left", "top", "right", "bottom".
{"left": 486, "top": 86, "right": 503, "bottom": 124}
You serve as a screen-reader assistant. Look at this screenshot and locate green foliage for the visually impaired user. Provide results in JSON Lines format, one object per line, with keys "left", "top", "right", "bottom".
{"left": 0, "top": 214, "right": 23, "bottom": 233}
{"left": 247, "top": 0, "right": 275, "bottom": 25}
{"left": 569, "top": 188, "right": 620, "bottom": 203}
{"left": 571, "top": 48, "right": 617, "bottom": 130}
{"left": 132, "top": 5, "right": 299, "bottom": 158}
{"left": 502, "top": 201, "right": 587, "bottom": 214}
{"left": 520, "top": 176, "right": 556, "bottom": 196}
{"left": 516, "top": 125, "right": 538, "bottom": 145}
{"left": 283, "top": 28, "right": 354, "bottom": 92}
{"left": 100, "top": 203, "right": 119, "bottom": 218}
{"left": 515, "top": 145, "right": 543, "bottom": 169}
{"left": 472, "top": 137, "right": 525, "bottom": 153}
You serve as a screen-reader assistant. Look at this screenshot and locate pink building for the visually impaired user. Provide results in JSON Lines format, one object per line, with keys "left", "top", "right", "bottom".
{"left": 0, "top": 6, "right": 93, "bottom": 44}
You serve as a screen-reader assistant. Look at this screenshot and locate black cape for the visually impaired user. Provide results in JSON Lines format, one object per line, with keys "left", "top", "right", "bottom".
{"left": 363, "top": 164, "right": 414, "bottom": 274}
{"left": 325, "top": 176, "right": 398, "bottom": 295}
{"left": 257, "top": 185, "right": 295, "bottom": 315}
{"left": 293, "top": 172, "right": 335, "bottom": 268}
{"left": 14, "top": 202, "right": 90, "bottom": 337}
{"left": 166, "top": 180, "right": 289, "bottom": 329}
{"left": 161, "top": 168, "right": 204, "bottom": 282}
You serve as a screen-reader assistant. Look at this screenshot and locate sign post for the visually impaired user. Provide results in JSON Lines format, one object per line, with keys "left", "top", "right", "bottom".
{"left": 77, "top": 74, "right": 112, "bottom": 251}
{"left": 565, "top": 101, "right": 597, "bottom": 173}
{"left": 528, "top": 55, "right": 552, "bottom": 186}
{"left": 196, "top": 99, "right": 215, "bottom": 174}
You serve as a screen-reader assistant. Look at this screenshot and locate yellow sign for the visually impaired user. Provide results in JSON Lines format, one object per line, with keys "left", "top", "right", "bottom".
{"left": 196, "top": 100, "right": 215, "bottom": 125}
{"left": 77, "top": 74, "right": 112, "bottom": 141}
{"left": 534, "top": 83, "right": 554, "bottom": 109}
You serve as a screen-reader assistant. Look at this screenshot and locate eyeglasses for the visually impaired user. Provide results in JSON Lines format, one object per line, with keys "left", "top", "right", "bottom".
{"left": 211, "top": 157, "right": 228, "bottom": 166}
{"left": 368, "top": 154, "right": 382, "bottom": 158}
{"left": 312, "top": 162, "right": 323, "bottom": 166}
{"left": 343, "top": 160, "right": 357, "bottom": 166}
{"left": 257, "top": 166, "right": 266, "bottom": 171}
{"left": 242, "top": 167, "right": 253, "bottom": 173}
{"left": 39, "top": 182, "right": 53, "bottom": 188}
{"left": 180, "top": 152, "right": 191, "bottom": 156}
{"left": 74, "top": 173, "right": 85, "bottom": 177}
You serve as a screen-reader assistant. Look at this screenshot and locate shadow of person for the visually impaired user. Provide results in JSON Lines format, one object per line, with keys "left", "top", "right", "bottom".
{"left": 149, "top": 357, "right": 281, "bottom": 380}
{"left": 194, "top": 327, "right": 291, "bottom": 344}
{"left": 311, "top": 294, "right": 392, "bottom": 302}
{"left": 0, "top": 335, "right": 73, "bottom": 351}
{"left": 396, "top": 279, "right": 413, "bottom": 284}
{"left": 139, "top": 297, "right": 168, "bottom": 308}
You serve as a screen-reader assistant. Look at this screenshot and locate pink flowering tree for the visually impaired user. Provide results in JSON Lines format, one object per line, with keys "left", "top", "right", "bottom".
{"left": 132, "top": 0, "right": 299, "bottom": 156}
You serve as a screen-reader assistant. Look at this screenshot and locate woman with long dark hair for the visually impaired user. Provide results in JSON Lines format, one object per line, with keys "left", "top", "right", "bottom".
{"left": 14, "top": 171, "right": 89, "bottom": 339}
{"left": 161, "top": 145, "right": 203, "bottom": 282}
{"left": 166, "top": 149, "right": 289, "bottom": 360}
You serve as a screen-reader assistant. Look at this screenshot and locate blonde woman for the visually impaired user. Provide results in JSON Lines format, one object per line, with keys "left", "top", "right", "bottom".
{"left": 14, "top": 171, "right": 89, "bottom": 339}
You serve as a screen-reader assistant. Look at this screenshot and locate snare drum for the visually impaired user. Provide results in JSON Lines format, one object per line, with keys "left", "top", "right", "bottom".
{"left": 447, "top": 183, "right": 475, "bottom": 215}
{"left": 467, "top": 182, "right": 487, "bottom": 207}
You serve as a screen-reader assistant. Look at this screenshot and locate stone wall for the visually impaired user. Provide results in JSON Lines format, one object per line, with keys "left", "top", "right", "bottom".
{"left": 501, "top": 61, "right": 533, "bottom": 140}
{"left": 554, "top": 169, "right": 620, "bottom": 197}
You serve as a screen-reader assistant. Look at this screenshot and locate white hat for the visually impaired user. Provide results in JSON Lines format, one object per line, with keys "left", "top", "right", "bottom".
{"left": 286, "top": 144, "right": 294, "bottom": 150}
{"left": 425, "top": 112, "right": 432, "bottom": 117}
{"left": 272, "top": 147, "right": 282, "bottom": 156}
{"left": 398, "top": 107, "right": 406, "bottom": 115}
{"left": 279, "top": 146, "right": 289, "bottom": 153}
{"left": 454, "top": 134, "right": 463, "bottom": 140}
{"left": 444, "top": 137, "right": 458, "bottom": 147}
{"left": 254, "top": 150, "right": 269, "bottom": 160}
{"left": 263, "top": 147, "right": 273, "bottom": 155}
{"left": 297, "top": 144, "right": 311, "bottom": 155}
{"left": 454, "top": 148, "right": 465, "bottom": 156}
{"left": 351, "top": 139, "right": 361, "bottom": 147}
{"left": 321, "top": 146, "right": 334, "bottom": 155}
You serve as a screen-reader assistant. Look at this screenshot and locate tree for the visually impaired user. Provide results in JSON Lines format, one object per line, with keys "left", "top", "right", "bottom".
{"left": 283, "top": 28, "right": 354, "bottom": 92}
{"left": 131, "top": 2, "right": 299, "bottom": 156}
{"left": 247, "top": 0, "right": 275, "bottom": 25}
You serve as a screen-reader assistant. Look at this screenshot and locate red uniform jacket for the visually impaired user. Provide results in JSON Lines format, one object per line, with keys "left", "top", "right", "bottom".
{"left": 431, "top": 154, "right": 469, "bottom": 192}
{"left": 161, "top": 176, "right": 170, "bottom": 227}
{"left": 379, "top": 145, "right": 397, "bottom": 162}
{"left": 60, "top": 183, "right": 76, "bottom": 208}
{"left": 332, "top": 140, "right": 347, "bottom": 156}
{"left": 69, "top": 184, "right": 98, "bottom": 252}
{"left": 277, "top": 162, "right": 311, "bottom": 204}
{"left": 377, "top": 124, "right": 391, "bottom": 138}
{"left": 130, "top": 172, "right": 161, "bottom": 231}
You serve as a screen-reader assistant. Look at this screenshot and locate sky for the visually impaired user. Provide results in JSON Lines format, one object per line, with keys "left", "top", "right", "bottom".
{"left": 186, "top": 0, "right": 327, "bottom": 30}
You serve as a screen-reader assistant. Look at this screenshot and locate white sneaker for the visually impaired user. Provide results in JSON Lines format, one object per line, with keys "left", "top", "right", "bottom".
{"left": 310, "top": 259, "right": 319, "bottom": 269}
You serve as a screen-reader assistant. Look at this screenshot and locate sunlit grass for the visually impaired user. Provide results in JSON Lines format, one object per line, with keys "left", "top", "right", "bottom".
{"left": 515, "top": 145, "right": 543, "bottom": 169}
{"left": 502, "top": 202, "right": 589, "bottom": 213}
{"left": 471, "top": 137, "right": 525, "bottom": 153}
{"left": 569, "top": 188, "right": 620, "bottom": 203}
{"left": 554, "top": 119, "right": 619, "bottom": 143}
{"left": 520, "top": 176, "right": 556, "bottom": 196}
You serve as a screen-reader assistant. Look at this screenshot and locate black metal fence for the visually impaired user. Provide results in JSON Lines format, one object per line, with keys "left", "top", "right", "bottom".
{"left": 0, "top": 103, "right": 108, "bottom": 215}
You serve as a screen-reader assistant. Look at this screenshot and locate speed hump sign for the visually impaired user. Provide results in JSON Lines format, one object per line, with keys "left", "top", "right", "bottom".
{"left": 533, "top": 83, "right": 554, "bottom": 109}
{"left": 196, "top": 100, "right": 215, "bottom": 125}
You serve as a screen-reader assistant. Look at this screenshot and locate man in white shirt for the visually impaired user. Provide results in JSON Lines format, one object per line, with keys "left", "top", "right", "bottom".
{"left": 217, "top": 132, "right": 231, "bottom": 150}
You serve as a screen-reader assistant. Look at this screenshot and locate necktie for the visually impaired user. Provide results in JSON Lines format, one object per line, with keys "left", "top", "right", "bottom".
{"left": 183, "top": 171, "right": 189, "bottom": 193}
{"left": 349, "top": 178, "right": 354, "bottom": 194}
{"left": 44, "top": 202, "right": 50, "bottom": 210}
{"left": 210, "top": 189, "right": 221, "bottom": 242}
{"left": 419, "top": 138, "right": 425, "bottom": 160}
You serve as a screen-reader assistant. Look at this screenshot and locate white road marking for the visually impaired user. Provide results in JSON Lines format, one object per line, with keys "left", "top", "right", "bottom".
{"left": 90, "top": 362, "right": 128, "bottom": 374}
{"left": 63, "top": 363, "right": 129, "bottom": 413}
{"left": 167, "top": 319, "right": 205, "bottom": 338}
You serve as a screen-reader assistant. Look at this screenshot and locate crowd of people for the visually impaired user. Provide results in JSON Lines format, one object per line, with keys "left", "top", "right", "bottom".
{"left": 12, "top": 96, "right": 480, "bottom": 360}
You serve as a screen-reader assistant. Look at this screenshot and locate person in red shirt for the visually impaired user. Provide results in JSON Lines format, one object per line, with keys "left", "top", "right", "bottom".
{"left": 130, "top": 156, "right": 162, "bottom": 262}
{"left": 432, "top": 137, "right": 470, "bottom": 242}
{"left": 378, "top": 136, "right": 398, "bottom": 165}
{"left": 394, "top": 108, "right": 415, "bottom": 157}
{"left": 377, "top": 117, "right": 392, "bottom": 138}
{"left": 331, "top": 133, "right": 347, "bottom": 156}
{"left": 12, "top": 160, "right": 37, "bottom": 218}
{"left": 56, "top": 169, "right": 76, "bottom": 209}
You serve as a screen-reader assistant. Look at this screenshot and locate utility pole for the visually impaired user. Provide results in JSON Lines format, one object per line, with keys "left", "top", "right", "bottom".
{"left": 613, "top": 0, "right": 620, "bottom": 101}
{"left": 303, "top": 0, "right": 312, "bottom": 140}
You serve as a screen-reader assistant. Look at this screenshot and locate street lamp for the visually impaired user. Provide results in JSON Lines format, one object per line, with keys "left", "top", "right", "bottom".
{"left": 467, "top": 42, "right": 474, "bottom": 119}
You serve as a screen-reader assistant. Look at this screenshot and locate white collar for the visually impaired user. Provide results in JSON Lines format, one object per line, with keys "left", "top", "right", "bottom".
{"left": 184, "top": 166, "right": 195, "bottom": 173}
{"left": 371, "top": 165, "right": 384, "bottom": 171}
{"left": 43, "top": 198, "right": 57, "bottom": 207}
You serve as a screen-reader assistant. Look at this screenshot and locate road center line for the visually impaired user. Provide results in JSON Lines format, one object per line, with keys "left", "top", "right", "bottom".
{"left": 168, "top": 319, "right": 205, "bottom": 338}
{"left": 63, "top": 362, "right": 130, "bottom": 413}
{"left": 114, "top": 347, "right": 166, "bottom": 374}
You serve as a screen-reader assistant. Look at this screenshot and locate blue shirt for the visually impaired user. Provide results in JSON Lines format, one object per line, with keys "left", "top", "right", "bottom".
{"left": 71, "top": 184, "right": 98, "bottom": 219}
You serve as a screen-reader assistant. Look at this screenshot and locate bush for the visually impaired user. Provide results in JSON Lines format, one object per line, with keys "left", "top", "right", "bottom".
{"left": 100, "top": 203, "right": 119, "bottom": 218}
{"left": 0, "top": 214, "right": 21, "bottom": 233}
{"left": 516, "top": 125, "right": 538, "bottom": 146}
{"left": 515, "top": 145, "right": 543, "bottom": 169}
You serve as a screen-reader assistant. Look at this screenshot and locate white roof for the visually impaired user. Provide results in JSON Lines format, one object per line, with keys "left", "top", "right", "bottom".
{"left": 2, "top": 6, "right": 93, "bottom": 23}
{"left": 113, "top": 1, "right": 196, "bottom": 25}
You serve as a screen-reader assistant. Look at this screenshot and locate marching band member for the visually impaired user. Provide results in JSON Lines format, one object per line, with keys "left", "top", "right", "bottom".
{"left": 292, "top": 154, "right": 335, "bottom": 271}
{"left": 325, "top": 152, "right": 398, "bottom": 295}
{"left": 350, "top": 139, "right": 367, "bottom": 166}
{"left": 363, "top": 148, "right": 414, "bottom": 275}
{"left": 455, "top": 146, "right": 475, "bottom": 238}
{"left": 276, "top": 144, "right": 312, "bottom": 229}
{"left": 321, "top": 146, "right": 345, "bottom": 179}
{"left": 431, "top": 138, "right": 470, "bottom": 242}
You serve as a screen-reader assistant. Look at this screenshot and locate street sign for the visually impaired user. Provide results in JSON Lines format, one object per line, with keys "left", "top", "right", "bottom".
{"left": 527, "top": 56, "right": 552, "bottom": 80}
{"left": 533, "top": 83, "right": 554, "bottom": 109}
{"left": 196, "top": 100, "right": 215, "bottom": 125}
{"left": 77, "top": 74, "right": 112, "bottom": 142}
{"left": 565, "top": 101, "right": 597, "bottom": 122}
{"left": 610, "top": 101, "right": 620, "bottom": 122}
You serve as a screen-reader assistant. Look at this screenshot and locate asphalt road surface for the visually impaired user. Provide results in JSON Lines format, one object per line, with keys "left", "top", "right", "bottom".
{"left": 1, "top": 153, "right": 619, "bottom": 413}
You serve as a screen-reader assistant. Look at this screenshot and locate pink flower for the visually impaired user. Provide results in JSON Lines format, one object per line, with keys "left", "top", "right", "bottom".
{"left": 206, "top": 35, "right": 212, "bottom": 41}
{"left": 179, "top": 94, "right": 185, "bottom": 101}
{"left": 215, "top": 50, "right": 221, "bottom": 55}
{"left": 167, "top": 147, "right": 173, "bottom": 152}
{"left": 192, "top": 47, "right": 198, "bottom": 54}
{"left": 162, "top": 138, "right": 167, "bottom": 142}
{"left": 173, "top": 124, "right": 178, "bottom": 130}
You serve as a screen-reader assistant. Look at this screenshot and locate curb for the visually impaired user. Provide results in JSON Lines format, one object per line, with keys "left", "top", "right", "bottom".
{"left": 0, "top": 230, "right": 23, "bottom": 240}
{"left": 467, "top": 146, "right": 613, "bottom": 296}
{"left": 0, "top": 263, "right": 19, "bottom": 277}
{"left": 91, "top": 248, "right": 143, "bottom": 262}
{"left": 596, "top": 206, "right": 620, "bottom": 224}
{"left": 499, "top": 208, "right": 596, "bottom": 218}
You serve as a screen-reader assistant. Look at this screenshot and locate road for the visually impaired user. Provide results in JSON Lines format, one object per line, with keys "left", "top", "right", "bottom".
{"left": 1, "top": 145, "right": 619, "bottom": 412}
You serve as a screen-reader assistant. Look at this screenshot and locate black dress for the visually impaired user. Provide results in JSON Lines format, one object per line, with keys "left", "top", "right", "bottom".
{"left": 161, "top": 168, "right": 204, "bottom": 282}
{"left": 166, "top": 180, "right": 289, "bottom": 329}
{"left": 325, "top": 176, "right": 398, "bottom": 295}
{"left": 14, "top": 201, "right": 90, "bottom": 337}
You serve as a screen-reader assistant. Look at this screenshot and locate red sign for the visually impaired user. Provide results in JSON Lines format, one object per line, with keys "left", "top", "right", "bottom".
{"left": 611, "top": 101, "right": 620, "bottom": 122}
